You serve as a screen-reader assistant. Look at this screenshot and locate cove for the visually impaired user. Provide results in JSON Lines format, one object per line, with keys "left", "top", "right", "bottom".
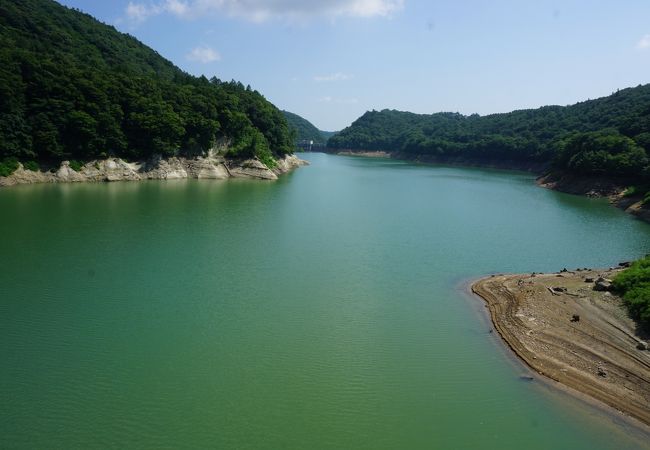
{"left": 1, "top": 152, "right": 649, "bottom": 449}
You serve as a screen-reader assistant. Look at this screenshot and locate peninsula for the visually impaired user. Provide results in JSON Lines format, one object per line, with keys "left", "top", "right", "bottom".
{"left": 472, "top": 268, "right": 650, "bottom": 427}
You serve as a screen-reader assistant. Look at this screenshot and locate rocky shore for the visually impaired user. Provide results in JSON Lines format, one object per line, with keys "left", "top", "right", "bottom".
{"left": 336, "top": 150, "right": 393, "bottom": 158}
{"left": 472, "top": 269, "right": 650, "bottom": 427}
{"left": 0, "top": 153, "right": 308, "bottom": 187}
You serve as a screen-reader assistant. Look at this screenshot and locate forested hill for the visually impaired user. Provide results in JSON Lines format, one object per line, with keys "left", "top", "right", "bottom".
{"left": 0, "top": 0, "right": 294, "bottom": 172}
{"left": 328, "top": 85, "right": 650, "bottom": 182}
{"left": 282, "top": 110, "right": 330, "bottom": 146}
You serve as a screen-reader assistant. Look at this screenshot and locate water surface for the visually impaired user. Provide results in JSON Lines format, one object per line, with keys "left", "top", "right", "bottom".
{"left": 1, "top": 153, "right": 649, "bottom": 448}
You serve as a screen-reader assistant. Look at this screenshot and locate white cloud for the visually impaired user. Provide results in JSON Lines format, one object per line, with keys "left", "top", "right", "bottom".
{"left": 125, "top": 0, "right": 190, "bottom": 22}
{"left": 125, "top": 0, "right": 404, "bottom": 23}
{"left": 186, "top": 46, "right": 221, "bottom": 63}
{"left": 637, "top": 34, "right": 650, "bottom": 49}
{"left": 125, "top": 2, "right": 159, "bottom": 23}
{"left": 314, "top": 72, "right": 353, "bottom": 82}
{"left": 166, "top": 0, "right": 190, "bottom": 16}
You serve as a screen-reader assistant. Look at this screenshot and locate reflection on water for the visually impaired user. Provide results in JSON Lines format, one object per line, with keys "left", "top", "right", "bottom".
{"left": 0, "top": 153, "right": 649, "bottom": 449}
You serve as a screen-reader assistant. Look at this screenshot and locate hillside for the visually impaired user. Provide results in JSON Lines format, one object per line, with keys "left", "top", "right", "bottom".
{"left": 328, "top": 85, "right": 650, "bottom": 184}
{"left": 320, "top": 130, "right": 338, "bottom": 141}
{"left": 282, "top": 110, "right": 330, "bottom": 146}
{"left": 0, "top": 0, "right": 294, "bottom": 174}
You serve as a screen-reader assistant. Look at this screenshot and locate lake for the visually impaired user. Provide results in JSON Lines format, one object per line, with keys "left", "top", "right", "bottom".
{"left": 1, "top": 152, "right": 649, "bottom": 449}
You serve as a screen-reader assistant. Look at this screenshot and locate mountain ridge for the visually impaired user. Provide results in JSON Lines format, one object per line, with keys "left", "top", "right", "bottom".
{"left": 328, "top": 84, "right": 650, "bottom": 183}
{"left": 0, "top": 0, "right": 295, "bottom": 175}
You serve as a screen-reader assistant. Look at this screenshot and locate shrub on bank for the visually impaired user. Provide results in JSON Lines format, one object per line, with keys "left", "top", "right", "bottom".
{"left": 613, "top": 256, "right": 650, "bottom": 329}
{"left": 23, "top": 161, "right": 40, "bottom": 171}
{"left": 0, "top": 157, "right": 19, "bottom": 177}
{"left": 69, "top": 160, "right": 83, "bottom": 172}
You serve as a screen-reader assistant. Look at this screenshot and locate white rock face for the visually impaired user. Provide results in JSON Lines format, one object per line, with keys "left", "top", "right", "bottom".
{"left": 56, "top": 162, "right": 86, "bottom": 182}
{"left": 197, "top": 164, "right": 229, "bottom": 179}
{"left": 87, "top": 159, "right": 141, "bottom": 182}
{"left": 228, "top": 159, "right": 278, "bottom": 180}
{"left": 0, "top": 153, "right": 308, "bottom": 187}
{"left": 273, "top": 154, "right": 309, "bottom": 175}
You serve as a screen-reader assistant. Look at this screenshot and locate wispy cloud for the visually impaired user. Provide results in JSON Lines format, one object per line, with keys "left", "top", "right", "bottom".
{"left": 186, "top": 46, "right": 221, "bottom": 63}
{"left": 125, "top": 2, "right": 159, "bottom": 23}
{"left": 314, "top": 72, "right": 353, "bottom": 82}
{"left": 637, "top": 34, "right": 650, "bottom": 50}
{"left": 125, "top": 0, "right": 189, "bottom": 23}
{"left": 125, "top": 0, "right": 404, "bottom": 24}
{"left": 318, "top": 96, "right": 358, "bottom": 104}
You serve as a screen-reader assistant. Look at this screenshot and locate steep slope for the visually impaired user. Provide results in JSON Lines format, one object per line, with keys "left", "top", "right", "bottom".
{"left": 0, "top": 0, "right": 294, "bottom": 173}
{"left": 282, "top": 110, "right": 327, "bottom": 145}
{"left": 319, "top": 130, "right": 338, "bottom": 141}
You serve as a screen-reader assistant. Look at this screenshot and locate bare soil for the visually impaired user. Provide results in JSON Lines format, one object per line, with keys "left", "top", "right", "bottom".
{"left": 472, "top": 269, "right": 650, "bottom": 426}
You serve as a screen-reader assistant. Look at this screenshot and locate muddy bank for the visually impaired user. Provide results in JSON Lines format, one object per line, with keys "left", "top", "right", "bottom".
{"left": 472, "top": 269, "right": 650, "bottom": 427}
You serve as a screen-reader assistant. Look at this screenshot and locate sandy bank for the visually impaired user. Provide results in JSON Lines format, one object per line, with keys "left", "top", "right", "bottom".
{"left": 0, "top": 153, "right": 308, "bottom": 187}
{"left": 472, "top": 269, "right": 650, "bottom": 427}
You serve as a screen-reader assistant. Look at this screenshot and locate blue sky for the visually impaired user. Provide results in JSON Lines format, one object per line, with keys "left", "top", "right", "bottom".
{"left": 58, "top": 0, "right": 650, "bottom": 131}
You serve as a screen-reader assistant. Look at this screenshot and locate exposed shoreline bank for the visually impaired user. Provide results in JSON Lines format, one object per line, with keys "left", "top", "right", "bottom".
{"left": 333, "top": 149, "right": 547, "bottom": 172}
{"left": 537, "top": 172, "right": 650, "bottom": 223}
{"left": 471, "top": 269, "right": 650, "bottom": 428}
{"left": 330, "top": 150, "right": 650, "bottom": 224}
{"left": 0, "top": 153, "right": 308, "bottom": 187}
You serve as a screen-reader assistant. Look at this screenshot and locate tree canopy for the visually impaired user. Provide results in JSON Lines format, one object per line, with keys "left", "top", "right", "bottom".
{"left": 328, "top": 85, "right": 650, "bottom": 182}
{"left": 0, "top": 0, "right": 294, "bottom": 170}
{"left": 282, "top": 110, "right": 330, "bottom": 146}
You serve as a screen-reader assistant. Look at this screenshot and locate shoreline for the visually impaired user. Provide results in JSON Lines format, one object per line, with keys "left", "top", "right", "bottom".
{"left": 459, "top": 277, "right": 650, "bottom": 441}
{"left": 0, "top": 153, "right": 308, "bottom": 187}
{"left": 328, "top": 149, "right": 650, "bottom": 224}
{"left": 331, "top": 149, "right": 547, "bottom": 172}
{"left": 470, "top": 269, "right": 650, "bottom": 428}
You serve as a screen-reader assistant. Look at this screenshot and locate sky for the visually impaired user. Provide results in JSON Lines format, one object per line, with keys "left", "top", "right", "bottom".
{"left": 58, "top": 0, "right": 650, "bottom": 131}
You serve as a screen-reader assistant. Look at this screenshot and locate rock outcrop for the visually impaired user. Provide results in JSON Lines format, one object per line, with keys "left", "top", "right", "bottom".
{"left": 227, "top": 158, "right": 278, "bottom": 180}
{"left": 0, "top": 153, "right": 308, "bottom": 187}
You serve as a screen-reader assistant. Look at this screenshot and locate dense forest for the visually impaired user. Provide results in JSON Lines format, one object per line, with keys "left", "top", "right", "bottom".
{"left": 282, "top": 111, "right": 328, "bottom": 146}
{"left": 328, "top": 85, "right": 650, "bottom": 183}
{"left": 0, "top": 0, "right": 294, "bottom": 175}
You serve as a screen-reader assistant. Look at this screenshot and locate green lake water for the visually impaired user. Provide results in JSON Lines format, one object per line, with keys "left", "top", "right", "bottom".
{"left": 1, "top": 152, "right": 649, "bottom": 449}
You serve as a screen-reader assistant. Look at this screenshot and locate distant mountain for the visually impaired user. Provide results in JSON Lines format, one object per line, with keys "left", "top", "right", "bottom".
{"left": 0, "top": 0, "right": 293, "bottom": 172}
{"left": 282, "top": 111, "right": 335, "bottom": 147}
{"left": 319, "top": 130, "right": 338, "bottom": 141}
{"left": 328, "top": 85, "right": 650, "bottom": 183}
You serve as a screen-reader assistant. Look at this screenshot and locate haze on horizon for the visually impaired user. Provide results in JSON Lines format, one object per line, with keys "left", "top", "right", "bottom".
{"left": 58, "top": 0, "right": 650, "bottom": 131}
